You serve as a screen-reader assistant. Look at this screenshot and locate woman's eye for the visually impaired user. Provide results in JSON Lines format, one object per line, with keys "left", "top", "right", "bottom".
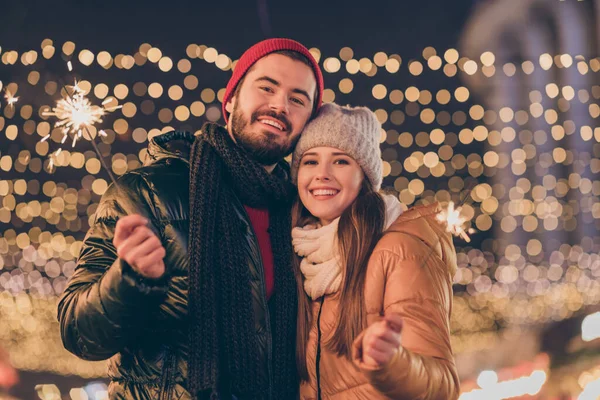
{"left": 302, "top": 160, "right": 317, "bottom": 165}
{"left": 334, "top": 159, "right": 349, "bottom": 165}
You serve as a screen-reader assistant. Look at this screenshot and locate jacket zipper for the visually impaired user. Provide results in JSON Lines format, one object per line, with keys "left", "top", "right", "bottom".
{"left": 316, "top": 297, "right": 325, "bottom": 400}
{"left": 240, "top": 205, "right": 274, "bottom": 400}
{"left": 159, "top": 346, "right": 176, "bottom": 400}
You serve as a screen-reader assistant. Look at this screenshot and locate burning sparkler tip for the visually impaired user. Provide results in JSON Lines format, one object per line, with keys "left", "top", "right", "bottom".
{"left": 4, "top": 89, "right": 19, "bottom": 108}
{"left": 436, "top": 201, "right": 472, "bottom": 242}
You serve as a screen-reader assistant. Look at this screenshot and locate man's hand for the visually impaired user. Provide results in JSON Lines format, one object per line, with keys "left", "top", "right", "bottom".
{"left": 113, "top": 215, "right": 166, "bottom": 279}
{"left": 361, "top": 314, "right": 403, "bottom": 368}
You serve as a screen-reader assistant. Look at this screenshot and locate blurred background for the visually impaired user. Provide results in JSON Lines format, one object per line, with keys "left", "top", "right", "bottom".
{"left": 0, "top": 0, "right": 599, "bottom": 398}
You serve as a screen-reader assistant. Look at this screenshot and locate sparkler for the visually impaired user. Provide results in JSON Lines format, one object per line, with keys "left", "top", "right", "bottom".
{"left": 4, "top": 89, "right": 19, "bottom": 109}
{"left": 42, "top": 82, "right": 118, "bottom": 148}
{"left": 41, "top": 65, "right": 122, "bottom": 188}
{"left": 406, "top": 185, "right": 477, "bottom": 281}
{"left": 436, "top": 201, "right": 472, "bottom": 242}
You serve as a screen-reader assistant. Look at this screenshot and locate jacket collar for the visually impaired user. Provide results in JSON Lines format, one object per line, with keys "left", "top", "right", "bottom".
{"left": 144, "top": 130, "right": 196, "bottom": 166}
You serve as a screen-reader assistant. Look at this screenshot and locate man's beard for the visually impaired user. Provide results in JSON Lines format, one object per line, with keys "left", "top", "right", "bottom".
{"left": 230, "top": 104, "right": 299, "bottom": 166}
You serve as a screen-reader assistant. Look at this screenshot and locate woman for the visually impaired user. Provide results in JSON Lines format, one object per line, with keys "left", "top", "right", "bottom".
{"left": 290, "top": 103, "right": 460, "bottom": 400}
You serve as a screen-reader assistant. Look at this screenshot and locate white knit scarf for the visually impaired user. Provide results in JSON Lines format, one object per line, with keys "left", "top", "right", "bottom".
{"left": 292, "top": 194, "right": 403, "bottom": 299}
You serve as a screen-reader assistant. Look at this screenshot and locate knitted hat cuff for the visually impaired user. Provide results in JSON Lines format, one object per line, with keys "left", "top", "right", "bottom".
{"left": 291, "top": 103, "right": 383, "bottom": 191}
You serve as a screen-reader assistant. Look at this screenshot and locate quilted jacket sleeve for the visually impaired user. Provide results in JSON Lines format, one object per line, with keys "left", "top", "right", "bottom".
{"left": 352, "top": 234, "right": 460, "bottom": 400}
{"left": 57, "top": 172, "right": 169, "bottom": 361}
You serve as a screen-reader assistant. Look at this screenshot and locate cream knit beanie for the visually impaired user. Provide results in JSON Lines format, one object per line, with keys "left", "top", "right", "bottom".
{"left": 291, "top": 102, "right": 383, "bottom": 191}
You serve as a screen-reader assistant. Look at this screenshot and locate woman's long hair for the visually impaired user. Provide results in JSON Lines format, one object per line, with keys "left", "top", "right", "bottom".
{"left": 292, "top": 179, "right": 386, "bottom": 380}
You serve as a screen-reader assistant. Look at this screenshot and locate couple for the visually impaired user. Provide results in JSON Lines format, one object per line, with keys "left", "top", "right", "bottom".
{"left": 58, "top": 38, "right": 459, "bottom": 400}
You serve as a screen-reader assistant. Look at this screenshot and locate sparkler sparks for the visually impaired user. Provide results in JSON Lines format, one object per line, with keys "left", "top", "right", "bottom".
{"left": 4, "top": 89, "right": 19, "bottom": 108}
{"left": 42, "top": 78, "right": 121, "bottom": 187}
{"left": 436, "top": 201, "right": 471, "bottom": 242}
{"left": 41, "top": 83, "right": 119, "bottom": 146}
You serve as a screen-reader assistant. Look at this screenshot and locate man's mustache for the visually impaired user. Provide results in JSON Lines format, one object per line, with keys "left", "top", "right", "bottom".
{"left": 251, "top": 110, "right": 292, "bottom": 132}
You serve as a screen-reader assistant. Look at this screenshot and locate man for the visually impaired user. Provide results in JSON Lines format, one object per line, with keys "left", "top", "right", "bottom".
{"left": 58, "top": 38, "right": 324, "bottom": 399}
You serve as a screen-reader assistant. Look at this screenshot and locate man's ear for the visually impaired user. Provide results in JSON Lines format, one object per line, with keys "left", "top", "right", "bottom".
{"left": 225, "top": 97, "right": 235, "bottom": 113}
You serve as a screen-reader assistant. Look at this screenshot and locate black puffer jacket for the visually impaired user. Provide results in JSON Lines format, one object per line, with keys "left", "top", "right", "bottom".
{"left": 58, "top": 131, "right": 275, "bottom": 399}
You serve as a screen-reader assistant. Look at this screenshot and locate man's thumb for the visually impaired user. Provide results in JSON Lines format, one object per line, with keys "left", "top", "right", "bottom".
{"left": 114, "top": 214, "right": 148, "bottom": 245}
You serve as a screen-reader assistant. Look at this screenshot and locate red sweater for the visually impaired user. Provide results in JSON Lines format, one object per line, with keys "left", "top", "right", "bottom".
{"left": 244, "top": 206, "right": 274, "bottom": 300}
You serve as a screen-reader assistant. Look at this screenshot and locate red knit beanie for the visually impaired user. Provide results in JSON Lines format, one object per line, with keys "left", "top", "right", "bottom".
{"left": 222, "top": 38, "right": 324, "bottom": 123}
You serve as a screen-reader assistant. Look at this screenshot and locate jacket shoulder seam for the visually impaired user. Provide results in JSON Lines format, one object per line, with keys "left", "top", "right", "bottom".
{"left": 370, "top": 247, "right": 426, "bottom": 262}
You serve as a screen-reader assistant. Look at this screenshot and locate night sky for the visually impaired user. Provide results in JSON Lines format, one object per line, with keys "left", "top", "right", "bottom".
{"left": 0, "top": 0, "right": 476, "bottom": 59}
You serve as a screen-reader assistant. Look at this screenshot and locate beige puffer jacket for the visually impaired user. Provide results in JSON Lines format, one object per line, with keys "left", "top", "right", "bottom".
{"left": 300, "top": 203, "right": 460, "bottom": 400}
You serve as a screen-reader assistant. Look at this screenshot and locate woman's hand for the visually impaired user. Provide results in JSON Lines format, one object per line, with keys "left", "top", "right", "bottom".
{"left": 361, "top": 314, "right": 403, "bottom": 368}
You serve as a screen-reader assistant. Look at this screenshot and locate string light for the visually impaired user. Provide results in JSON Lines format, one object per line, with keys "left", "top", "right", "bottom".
{"left": 459, "top": 370, "right": 547, "bottom": 399}
{"left": 581, "top": 312, "right": 600, "bottom": 342}
{"left": 1, "top": 38, "right": 599, "bottom": 398}
{"left": 578, "top": 377, "right": 600, "bottom": 400}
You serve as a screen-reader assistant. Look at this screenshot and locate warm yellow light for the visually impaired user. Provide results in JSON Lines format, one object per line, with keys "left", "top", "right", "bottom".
{"left": 436, "top": 201, "right": 471, "bottom": 242}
